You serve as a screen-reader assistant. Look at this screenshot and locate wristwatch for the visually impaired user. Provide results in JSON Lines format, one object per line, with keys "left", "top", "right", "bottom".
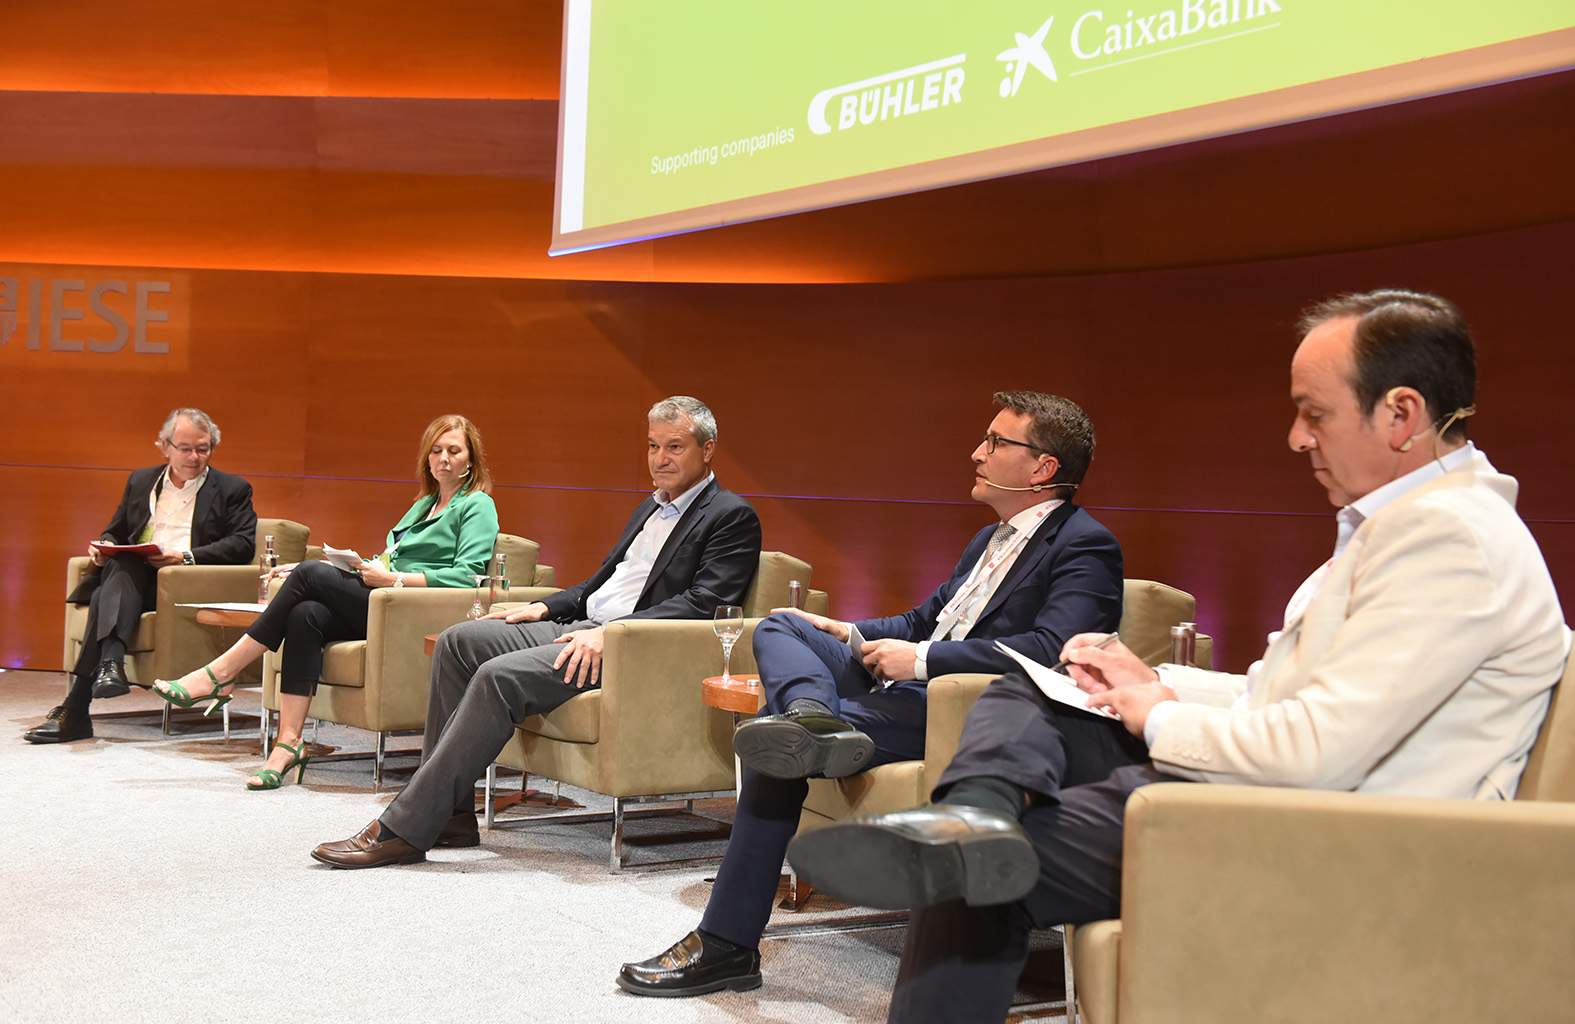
{"left": 181, "top": 551, "right": 195, "bottom": 566}
{"left": 392, "top": 573, "right": 405, "bottom": 589}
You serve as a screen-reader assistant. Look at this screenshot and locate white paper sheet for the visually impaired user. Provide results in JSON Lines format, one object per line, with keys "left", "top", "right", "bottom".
{"left": 175, "top": 602, "right": 268, "bottom": 613}
{"left": 321, "top": 545, "right": 365, "bottom": 572}
{"left": 994, "top": 641, "right": 1121, "bottom": 720}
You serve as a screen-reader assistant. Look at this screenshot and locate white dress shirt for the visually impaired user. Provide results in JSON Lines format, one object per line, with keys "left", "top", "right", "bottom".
{"left": 141, "top": 467, "right": 209, "bottom": 555}
{"left": 584, "top": 473, "right": 713, "bottom": 624}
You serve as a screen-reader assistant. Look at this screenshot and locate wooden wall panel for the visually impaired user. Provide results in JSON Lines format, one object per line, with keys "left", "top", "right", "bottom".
{"left": 2, "top": 74, "right": 1572, "bottom": 283}
{"left": 0, "top": 1, "right": 563, "bottom": 99}
{"left": 5, "top": 220, "right": 1572, "bottom": 672}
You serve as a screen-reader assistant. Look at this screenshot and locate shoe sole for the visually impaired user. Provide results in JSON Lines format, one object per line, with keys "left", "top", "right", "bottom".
{"left": 788, "top": 821, "right": 1038, "bottom": 910}
{"left": 23, "top": 731, "right": 92, "bottom": 744}
{"left": 91, "top": 684, "right": 130, "bottom": 699}
{"left": 433, "top": 833, "right": 481, "bottom": 849}
{"left": 732, "top": 720, "right": 875, "bottom": 779}
{"left": 310, "top": 848, "right": 427, "bottom": 869}
{"left": 615, "top": 971, "right": 763, "bottom": 998}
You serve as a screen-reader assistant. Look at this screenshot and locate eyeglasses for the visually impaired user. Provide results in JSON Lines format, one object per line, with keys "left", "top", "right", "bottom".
{"left": 168, "top": 444, "right": 212, "bottom": 457}
{"left": 982, "top": 432, "right": 1045, "bottom": 456}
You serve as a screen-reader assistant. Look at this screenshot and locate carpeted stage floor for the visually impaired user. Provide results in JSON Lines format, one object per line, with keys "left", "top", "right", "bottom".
{"left": 0, "top": 670, "right": 1065, "bottom": 1023}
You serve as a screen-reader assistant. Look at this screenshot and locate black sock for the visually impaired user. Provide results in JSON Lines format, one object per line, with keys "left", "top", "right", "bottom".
{"left": 786, "top": 698, "right": 833, "bottom": 717}
{"left": 697, "top": 927, "right": 752, "bottom": 955}
{"left": 62, "top": 674, "right": 94, "bottom": 713}
{"left": 938, "top": 776, "right": 1027, "bottom": 821}
{"left": 375, "top": 820, "right": 402, "bottom": 843}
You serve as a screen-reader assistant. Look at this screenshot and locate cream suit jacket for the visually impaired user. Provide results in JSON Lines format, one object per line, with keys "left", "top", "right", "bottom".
{"left": 1151, "top": 453, "right": 1567, "bottom": 799}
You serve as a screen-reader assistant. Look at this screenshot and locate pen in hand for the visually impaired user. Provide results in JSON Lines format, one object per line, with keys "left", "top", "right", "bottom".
{"left": 1048, "top": 631, "right": 1120, "bottom": 674}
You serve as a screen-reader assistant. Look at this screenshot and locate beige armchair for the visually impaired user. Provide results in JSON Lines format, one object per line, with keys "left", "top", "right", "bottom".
{"left": 485, "top": 550, "right": 829, "bottom": 871}
{"left": 63, "top": 518, "right": 309, "bottom": 732}
{"left": 798, "top": 579, "right": 1211, "bottom": 832}
{"left": 1062, "top": 635, "right": 1575, "bottom": 1024}
{"left": 260, "top": 532, "right": 550, "bottom": 786}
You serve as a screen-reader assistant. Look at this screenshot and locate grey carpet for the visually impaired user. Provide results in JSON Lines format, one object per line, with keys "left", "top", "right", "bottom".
{"left": 0, "top": 670, "right": 1064, "bottom": 1023}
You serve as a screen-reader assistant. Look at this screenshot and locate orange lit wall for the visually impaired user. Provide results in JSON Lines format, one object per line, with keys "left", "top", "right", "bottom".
{"left": 2, "top": 3, "right": 1571, "bottom": 671}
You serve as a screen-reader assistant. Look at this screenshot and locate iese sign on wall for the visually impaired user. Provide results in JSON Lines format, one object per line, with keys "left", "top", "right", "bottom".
{"left": 0, "top": 268, "right": 188, "bottom": 367}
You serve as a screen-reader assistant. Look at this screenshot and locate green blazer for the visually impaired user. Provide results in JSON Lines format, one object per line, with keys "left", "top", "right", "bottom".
{"left": 384, "top": 487, "right": 499, "bottom": 589}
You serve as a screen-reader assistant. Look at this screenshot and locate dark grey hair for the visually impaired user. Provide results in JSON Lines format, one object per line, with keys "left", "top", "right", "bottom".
{"left": 156, "top": 408, "right": 221, "bottom": 448}
{"left": 648, "top": 395, "right": 717, "bottom": 445}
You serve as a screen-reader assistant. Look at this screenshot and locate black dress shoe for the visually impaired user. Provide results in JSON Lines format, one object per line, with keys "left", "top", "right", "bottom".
{"left": 433, "top": 810, "right": 481, "bottom": 848}
{"left": 732, "top": 708, "right": 875, "bottom": 779}
{"left": 617, "top": 930, "right": 762, "bottom": 997}
{"left": 23, "top": 704, "right": 94, "bottom": 744}
{"left": 311, "top": 820, "right": 426, "bottom": 869}
{"left": 90, "top": 659, "right": 130, "bottom": 699}
{"left": 787, "top": 804, "right": 1038, "bottom": 910}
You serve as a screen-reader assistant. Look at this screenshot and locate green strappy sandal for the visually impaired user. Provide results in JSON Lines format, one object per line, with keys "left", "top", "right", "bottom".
{"left": 151, "top": 666, "right": 235, "bottom": 717}
{"left": 246, "top": 738, "right": 310, "bottom": 791}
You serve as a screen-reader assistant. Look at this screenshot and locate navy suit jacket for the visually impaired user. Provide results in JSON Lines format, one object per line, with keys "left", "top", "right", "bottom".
{"left": 855, "top": 502, "right": 1123, "bottom": 679}
{"left": 542, "top": 478, "right": 763, "bottom": 624}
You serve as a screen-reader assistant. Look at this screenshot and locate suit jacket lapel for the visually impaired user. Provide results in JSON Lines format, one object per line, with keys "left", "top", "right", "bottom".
{"left": 974, "top": 502, "right": 1078, "bottom": 625}
{"left": 191, "top": 471, "right": 217, "bottom": 546}
{"left": 636, "top": 480, "right": 717, "bottom": 605}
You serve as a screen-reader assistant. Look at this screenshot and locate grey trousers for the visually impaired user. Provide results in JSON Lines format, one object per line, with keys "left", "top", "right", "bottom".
{"left": 379, "top": 617, "right": 597, "bottom": 850}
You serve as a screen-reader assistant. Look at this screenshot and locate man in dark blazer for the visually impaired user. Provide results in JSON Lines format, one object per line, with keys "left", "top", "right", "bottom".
{"left": 619, "top": 391, "right": 1124, "bottom": 997}
{"left": 312, "top": 395, "right": 763, "bottom": 868}
{"left": 25, "top": 408, "right": 256, "bottom": 744}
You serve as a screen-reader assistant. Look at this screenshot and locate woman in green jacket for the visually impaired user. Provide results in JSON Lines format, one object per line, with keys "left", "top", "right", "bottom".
{"left": 152, "top": 414, "right": 500, "bottom": 789}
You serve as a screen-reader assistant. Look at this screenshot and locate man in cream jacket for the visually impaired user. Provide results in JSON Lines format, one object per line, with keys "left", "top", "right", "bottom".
{"left": 786, "top": 289, "right": 1569, "bottom": 1024}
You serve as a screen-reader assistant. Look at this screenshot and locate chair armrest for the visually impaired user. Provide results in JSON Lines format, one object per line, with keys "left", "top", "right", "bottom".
{"left": 805, "top": 588, "right": 829, "bottom": 615}
{"left": 533, "top": 565, "right": 556, "bottom": 587}
{"left": 362, "top": 587, "right": 487, "bottom": 731}
{"left": 490, "top": 587, "right": 564, "bottom": 615}
{"left": 1115, "top": 783, "right": 1575, "bottom": 1024}
{"left": 921, "top": 674, "right": 994, "bottom": 795}
{"left": 66, "top": 556, "right": 96, "bottom": 598}
{"left": 594, "top": 618, "right": 757, "bottom": 796}
{"left": 153, "top": 565, "right": 268, "bottom": 680}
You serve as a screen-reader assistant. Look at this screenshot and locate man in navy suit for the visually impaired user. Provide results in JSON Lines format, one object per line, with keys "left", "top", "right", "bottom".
{"left": 312, "top": 396, "right": 763, "bottom": 868}
{"left": 619, "top": 391, "right": 1124, "bottom": 996}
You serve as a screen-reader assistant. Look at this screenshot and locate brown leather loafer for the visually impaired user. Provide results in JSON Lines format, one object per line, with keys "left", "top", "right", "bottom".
{"left": 433, "top": 810, "right": 481, "bottom": 849}
{"left": 311, "top": 820, "right": 426, "bottom": 869}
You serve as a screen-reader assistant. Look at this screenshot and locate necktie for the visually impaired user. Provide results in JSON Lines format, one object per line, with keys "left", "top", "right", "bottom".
{"left": 937, "top": 523, "right": 1016, "bottom": 641}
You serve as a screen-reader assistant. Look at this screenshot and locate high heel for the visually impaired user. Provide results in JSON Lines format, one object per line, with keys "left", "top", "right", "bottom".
{"left": 151, "top": 665, "right": 234, "bottom": 717}
{"left": 247, "top": 738, "right": 310, "bottom": 791}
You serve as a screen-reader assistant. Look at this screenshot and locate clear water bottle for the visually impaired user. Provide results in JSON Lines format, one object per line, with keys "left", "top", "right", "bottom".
{"left": 258, "top": 534, "right": 277, "bottom": 604}
{"left": 494, "top": 551, "right": 509, "bottom": 602}
{"left": 788, "top": 580, "right": 805, "bottom": 610}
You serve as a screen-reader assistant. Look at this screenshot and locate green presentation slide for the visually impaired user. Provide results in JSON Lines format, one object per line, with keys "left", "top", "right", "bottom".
{"left": 554, "top": 0, "right": 1573, "bottom": 251}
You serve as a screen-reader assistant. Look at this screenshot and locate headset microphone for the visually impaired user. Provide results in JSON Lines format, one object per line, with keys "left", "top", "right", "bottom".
{"left": 981, "top": 479, "right": 1078, "bottom": 493}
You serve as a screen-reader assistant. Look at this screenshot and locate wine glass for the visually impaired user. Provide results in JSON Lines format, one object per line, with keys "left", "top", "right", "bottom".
{"left": 713, "top": 605, "right": 744, "bottom": 682}
{"left": 466, "top": 574, "right": 488, "bottom": 620}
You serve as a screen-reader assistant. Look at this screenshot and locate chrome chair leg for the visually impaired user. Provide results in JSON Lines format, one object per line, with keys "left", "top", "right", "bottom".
{"left": 373, "top": 731, "right": 386, "bottom": 790}
{"left": 221, "top": 700, "right": 230, "bottom": 741}
{"left": 611, "top": 797, "right": 626, "bottom": 874}
{"left": 1062, "top": 924, "right": 1078, "bottom": 1024}
{"left": 484, "top": 764, "right": 497, "bottom": 828}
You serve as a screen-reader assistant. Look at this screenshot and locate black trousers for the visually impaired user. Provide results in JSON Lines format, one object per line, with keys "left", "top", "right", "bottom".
{"left": 887, "top": 671, "right": 1168, "bottom": 1024}
{"left": 245, "top": 560, "right": 371, "bottom": 697}
{"left": 69, "top": 556, "right": 159, "bottom": 703}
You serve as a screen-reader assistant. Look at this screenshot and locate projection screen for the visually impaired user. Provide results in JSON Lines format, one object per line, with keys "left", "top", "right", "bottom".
{"left": 551, "top": 1, "right": 1574, "bottom": 255}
